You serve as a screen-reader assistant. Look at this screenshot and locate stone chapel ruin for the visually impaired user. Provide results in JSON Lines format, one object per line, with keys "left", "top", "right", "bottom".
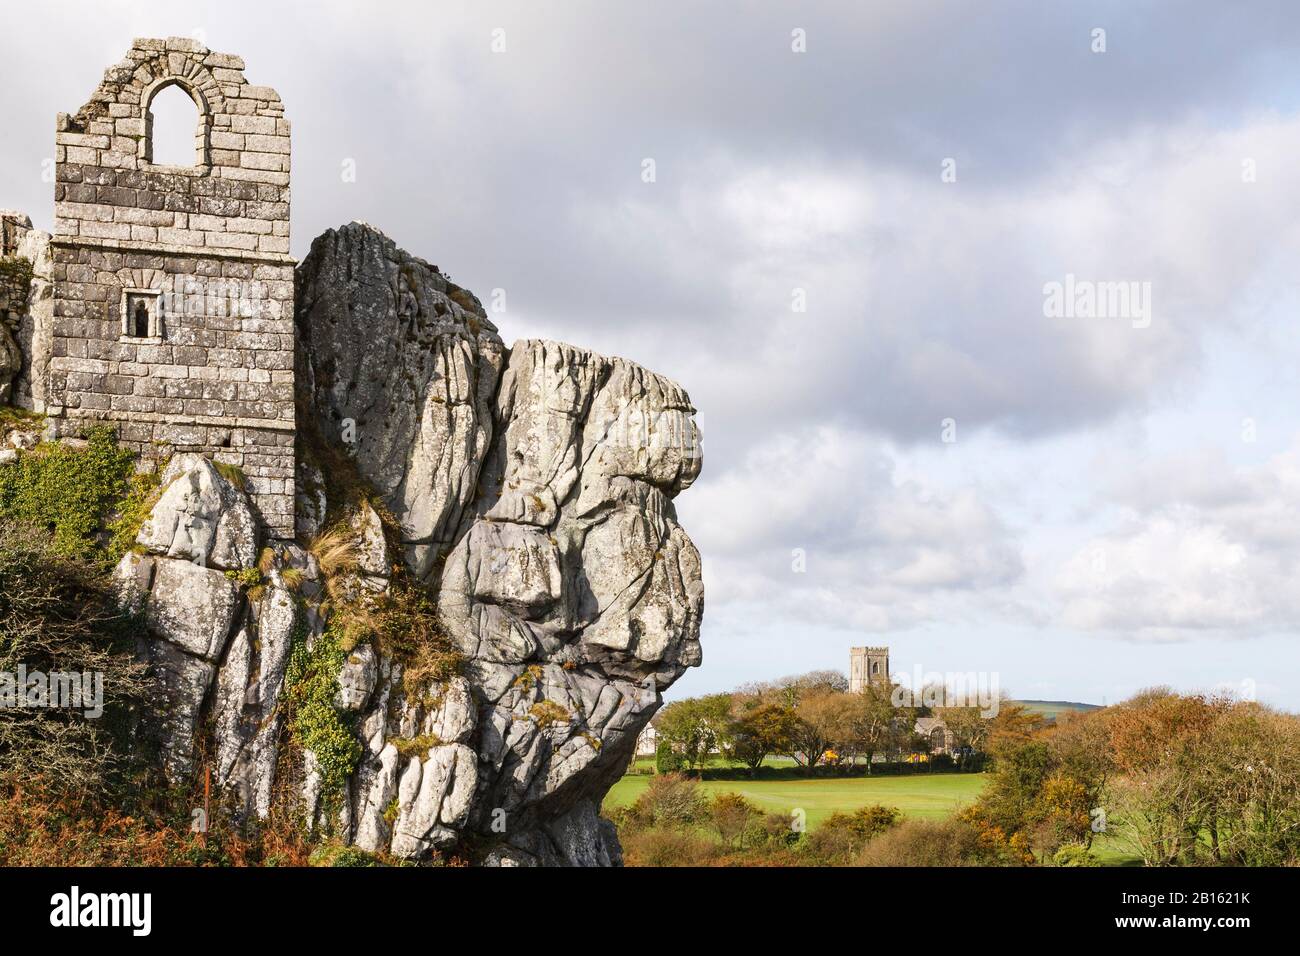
{"left": 40, "top": 37, "right": 295, "bottom": 536}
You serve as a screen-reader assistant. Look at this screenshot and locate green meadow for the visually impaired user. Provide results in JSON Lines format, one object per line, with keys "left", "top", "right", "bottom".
{"left": 605, "top": 767, "right": 986, "bottom": 830}
{"left": 604, "top": 763, "right": 1140, "bottom": 864}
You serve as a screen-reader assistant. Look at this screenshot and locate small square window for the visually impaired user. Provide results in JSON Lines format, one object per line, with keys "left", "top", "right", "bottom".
{"left": 122, "top": 289, "right": 163, "bottom": 340}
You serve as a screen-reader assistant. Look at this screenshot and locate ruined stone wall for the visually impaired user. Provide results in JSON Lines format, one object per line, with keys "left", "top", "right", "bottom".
{"left": 1, "top": 213, "right": 32, "bottom": 405}
{"left": 0, "top": 212, "right": 33, "bottom": 317}
{"left": 48, "top": 38, "right": 295, "bottom": 537}
{"left": 1, "top": 212, "right": 53, "bottom": 411}
{"left": 1, "top": 211, "right": 31, "bottom": 258}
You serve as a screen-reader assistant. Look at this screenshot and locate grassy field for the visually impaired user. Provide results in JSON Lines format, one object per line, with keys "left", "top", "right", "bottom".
{"left": 604, "top": 764, "right": 1142, "bottom": 864}
{"left": 604, "top": 769, "right": 987, "bottom": 830}
{"left": 1091, "top": 835, "right": 1141, "bottom": 866}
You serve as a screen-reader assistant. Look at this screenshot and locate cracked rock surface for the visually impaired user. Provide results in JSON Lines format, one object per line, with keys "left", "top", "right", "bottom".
{"left": 126, "top": 222, "right": 703, "bottom": 865}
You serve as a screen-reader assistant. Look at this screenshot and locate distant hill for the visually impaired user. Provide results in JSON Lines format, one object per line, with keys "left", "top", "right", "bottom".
{"left": 1011, "top": 699, "right": 1102, "bottom": 720}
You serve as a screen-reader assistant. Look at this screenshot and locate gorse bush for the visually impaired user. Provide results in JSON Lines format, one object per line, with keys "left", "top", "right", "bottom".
{"left": 709, "top": 792, "right": 765, "bottom": 848}
{"left": 308, "top": 842, "right": 389, "bottom": 867}
{"left": 855, "top": 817, "right": 993, "bottom": 867}
{"left": 609, "top": 774, "right": 921, "bottom": 866}
{"left": 622, "top": 772, "right": 711, "bottom": 830}
{"left": 802, "top": 804, "right": 902, "bottom": 864}
{"left": 620, "top": 827, "right": 723, "bottom": 867}
{"left": 1052, "top": 843, "right": 1100, "bottom": 867}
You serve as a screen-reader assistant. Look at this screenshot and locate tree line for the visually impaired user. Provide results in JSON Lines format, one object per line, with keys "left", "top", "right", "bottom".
{"left": 966, "top": 686, "right": 1300, "bottom": 865}
{"left": 650, "top": 669, "right": 992, "bottom": 775}
{"left": 630, "top": 677, "right": 1300, "bottom": 866}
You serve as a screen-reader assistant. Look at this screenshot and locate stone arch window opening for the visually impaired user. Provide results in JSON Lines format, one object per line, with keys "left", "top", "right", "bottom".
{"left": 122, "top": 289, "right": 163, "bottom": 340}
{"left": 145, "top": 80, "right": 206, "bottom": 168}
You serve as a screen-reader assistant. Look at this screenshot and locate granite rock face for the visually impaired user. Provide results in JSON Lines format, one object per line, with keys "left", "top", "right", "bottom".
{"left": 296, "top": 224, "right": 704, "bottom": 864}
{"left": 295, "top": 223, "right": 506, "bottom": 582}
{"left": 426, "top": 337, "right": 703, "bottom": 864}
{"left": 114, "top": 456, "right": 260, "bottom": 780}
{"left": 13, "top": 225, "right": 52, "bottom": 413}
{"left": 117, "top": 222, "right": 703, "bottom": 865}
{"left": 136, "top": 454, "right": 259, "bottom": 572}
{"left": 0, "top": 211, "right": 50, "bottom": 409}
{"left": 0, "top": 324, "right": 20, "bottom": 405}
{"left": 211, "top": 578, "right": 300, "bottom": 817}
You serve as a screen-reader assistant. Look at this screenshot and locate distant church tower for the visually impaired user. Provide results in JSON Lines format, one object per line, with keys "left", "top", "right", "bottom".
{"left": 849, "top": 646, "right": 890, "bottom": 693}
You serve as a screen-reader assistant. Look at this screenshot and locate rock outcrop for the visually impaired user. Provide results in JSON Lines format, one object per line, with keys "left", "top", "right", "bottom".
{"left": 295, "top": 224, "right": 505, "bottom": 582}
{"left": 0, "top": 210, "right": 51, "bottom": 410}
{"left": 116, "top": 455, "right": 261, "bottom": 779}
{"left": 116, "top": 452, "right": 312, "bottom": 802}
{"left": 136, "top": 454, "right": 260, "bottom": 571}
{"left": 0, "top": 323, "right": 20, "bottom": 405}
{"left": 118, "top": 222, "right": 704, "bottom": 865}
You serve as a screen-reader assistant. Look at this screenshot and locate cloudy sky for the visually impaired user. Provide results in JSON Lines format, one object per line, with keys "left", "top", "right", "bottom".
{"left": 7, "top": 2, "right": 1300, "bottom": 709}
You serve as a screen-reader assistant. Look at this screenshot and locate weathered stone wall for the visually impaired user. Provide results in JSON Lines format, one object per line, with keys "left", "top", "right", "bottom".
{"left": 47, "top": 38, "right": 295, "bottom": 537}
{"left": 52, "top": 38, "right": 290, "bottom": 254}
{"left": 1, "top": 213, "right": 53, "bottom": 411}
{"left": 1, "top": 210, "right": 30, "bottom": 257}
{"left": 0, "top": 212, "right": 33, "bottom": 317}
{"left": 0, "top": 212, "right": 37, "bottom": 405}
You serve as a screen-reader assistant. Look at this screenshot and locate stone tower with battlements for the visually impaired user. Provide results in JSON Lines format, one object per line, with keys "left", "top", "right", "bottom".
{"left": 849, "top": 645, "right": 890, "bottom": 693}
{"left": 46, "top": 38, "right": 295, "bottom": 537}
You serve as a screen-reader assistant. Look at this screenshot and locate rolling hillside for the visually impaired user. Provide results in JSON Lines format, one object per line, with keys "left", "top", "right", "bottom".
{"left": 1011, "top": 699, "right": 1102, "bottom": 720}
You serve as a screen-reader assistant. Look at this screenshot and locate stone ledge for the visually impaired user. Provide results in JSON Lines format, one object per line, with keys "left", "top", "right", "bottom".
{"left": 51, "top": 236, "right": 295, "bottom": 266}
{"left": 57, "top": 406, "right": 296, "bottom": 433}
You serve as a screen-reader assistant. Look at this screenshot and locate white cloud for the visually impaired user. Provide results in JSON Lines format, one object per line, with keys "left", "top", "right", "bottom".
{"left": 545, "top": 111, "right": 1300, "bottom": 459}
{"left": 1054, "top": 441, "right": 1300, "bottom": 638}
{"left": 679, "top": 426, "right": 1024, "bottom": 631}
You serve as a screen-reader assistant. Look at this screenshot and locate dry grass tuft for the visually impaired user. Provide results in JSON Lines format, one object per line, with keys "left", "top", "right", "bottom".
{"left": 309, "top": 525, "right": 359, "bottom": 580}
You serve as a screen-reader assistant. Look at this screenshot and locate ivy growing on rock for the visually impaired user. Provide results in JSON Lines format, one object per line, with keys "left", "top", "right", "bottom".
{"left": 283, "top": 607, "right": 362, "bottom": 814}
{"left": 0, "top": 426, "right": 136, "bottom": 561}
{"left": 106, "top": 467, "right": 162, "bottom": 565}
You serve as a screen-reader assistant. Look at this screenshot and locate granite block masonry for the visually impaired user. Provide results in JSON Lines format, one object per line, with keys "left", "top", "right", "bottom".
{"left": 45, "top": 38, "right": 295, "bottom": 537}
